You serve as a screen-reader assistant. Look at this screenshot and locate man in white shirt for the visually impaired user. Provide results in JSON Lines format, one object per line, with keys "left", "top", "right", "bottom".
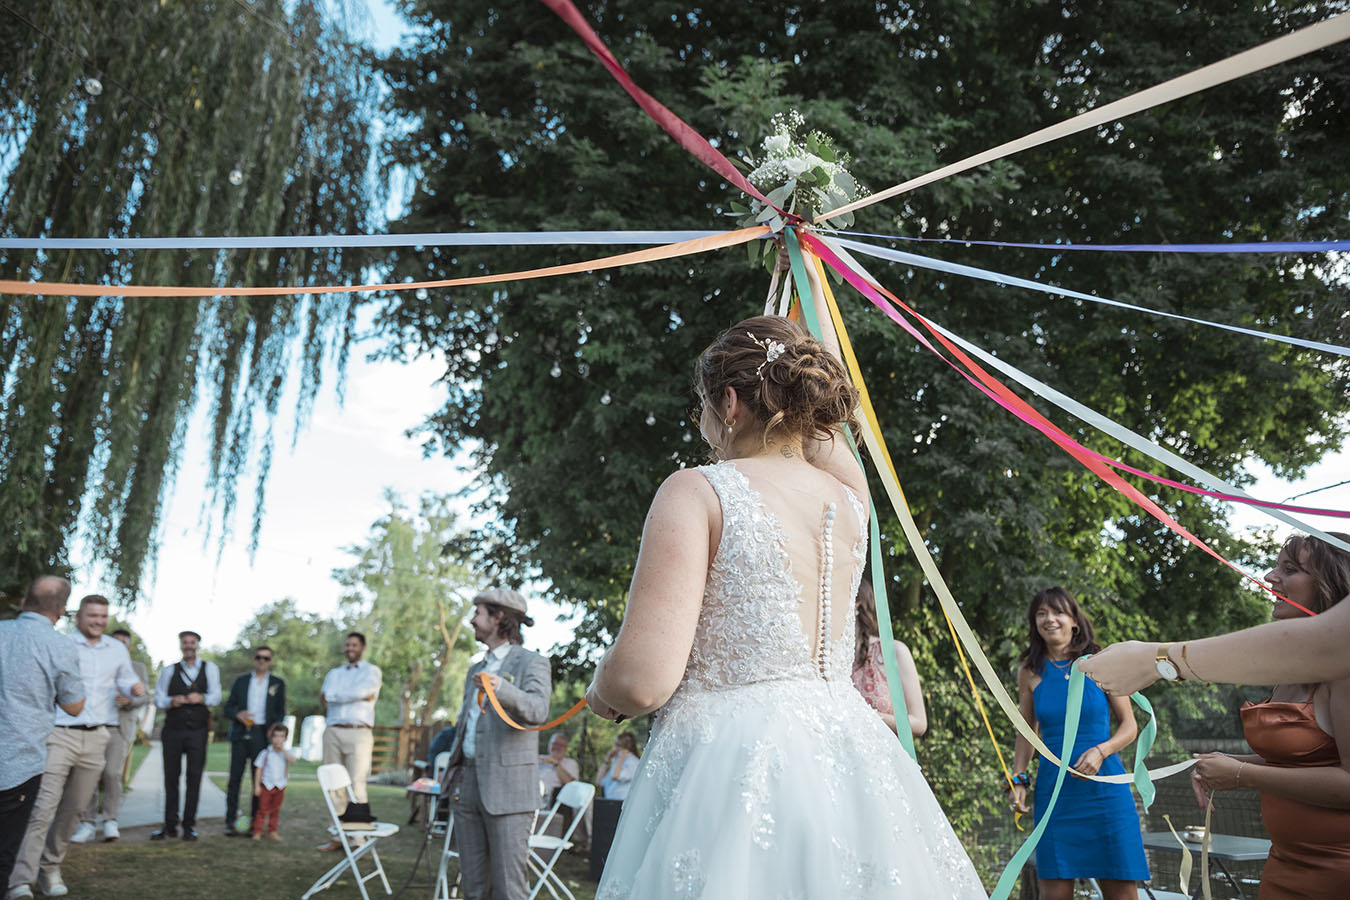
{"left": 71, "top": 628, "right": 150, "bottom": 844}
{"left": 150, "top": 630, "right": 221, "bottom": 841}
{"left": 315, "top": 631, "right": 382, "bottom": 851}
{"left": 7, "top": 594, "right": 143, "bottom": 899}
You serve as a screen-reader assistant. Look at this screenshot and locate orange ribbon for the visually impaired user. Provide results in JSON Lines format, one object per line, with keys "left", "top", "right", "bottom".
{"left": 0, "top": 227, "right": 768, "bottom": 298}
{"left": 475, "top": 672, "right": 588, "bottom": 732}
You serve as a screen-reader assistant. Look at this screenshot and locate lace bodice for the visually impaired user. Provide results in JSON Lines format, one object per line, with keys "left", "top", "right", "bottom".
{"left": 677, "top": 461, "right": 867, "bottom": 692}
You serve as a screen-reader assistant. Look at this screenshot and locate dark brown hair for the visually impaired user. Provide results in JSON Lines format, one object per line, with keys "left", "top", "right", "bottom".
{"left": 78, "top": 594, "right": 109, "bottom": 609}
{"left": 1280, "top": 532, "right": 1350, "bottom": 614}
{"left": 697, "top": 315, "right": 859, "bottom": 446}
{"left": 854, "top": 579, "right": 880, "bottom": 670}
{"left": 485, "top": 604, "right": 527, "bottom": 645}
{"left": 1017, "top": 586, "right": 1101, "bottom": 676}
{"left": 615, "top": 731, "right": 640, "bottom": 757}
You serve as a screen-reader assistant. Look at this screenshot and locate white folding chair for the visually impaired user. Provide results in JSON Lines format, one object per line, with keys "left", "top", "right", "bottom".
{"left": 302, "top": 764, "right": 401, "bottom": 900}
{"left": 526, "top": 781, "right": 595, "bottom": 900}
{"left": 430, "top": 753, "right": 461, "bottom": 900}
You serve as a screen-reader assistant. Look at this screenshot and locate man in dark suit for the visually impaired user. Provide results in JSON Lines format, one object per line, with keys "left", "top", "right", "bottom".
{"left": 443, "top": 589, "right": 551, "bottom": 900}
{"left": 221, "top": 645, "right": 286, "bottom": 835}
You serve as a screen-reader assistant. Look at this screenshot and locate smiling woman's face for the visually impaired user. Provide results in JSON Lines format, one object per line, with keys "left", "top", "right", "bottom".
{"left": 1265, "top": 547, "right": 1317, "bottom": 620}
{"left": 1033, "top": 603, "right": 1075, "bottom": 648}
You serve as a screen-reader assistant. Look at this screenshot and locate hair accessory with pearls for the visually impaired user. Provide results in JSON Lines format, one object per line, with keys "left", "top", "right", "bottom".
{"left": 747, "top": 331, "right": 786, "bottom": 380}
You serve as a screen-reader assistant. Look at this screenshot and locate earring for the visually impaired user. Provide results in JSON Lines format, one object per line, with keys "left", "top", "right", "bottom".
{"left": 724, "top": 417, "right": 734, "bottom": 434}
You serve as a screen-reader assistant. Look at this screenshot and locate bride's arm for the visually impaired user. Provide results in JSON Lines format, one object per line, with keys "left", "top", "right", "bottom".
{"left": 587, "top": 469, "right": 715, "bottom": 717}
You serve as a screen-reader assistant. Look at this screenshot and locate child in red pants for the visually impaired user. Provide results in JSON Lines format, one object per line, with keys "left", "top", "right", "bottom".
{"left": 252, "top": 723, "right": 296, "bottom": 840}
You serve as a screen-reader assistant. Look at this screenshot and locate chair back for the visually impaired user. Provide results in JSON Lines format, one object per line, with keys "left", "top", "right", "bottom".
{"left": 317, "top": 763, "right": 352, "bottom": 793}
{"left": 432, "top": 751, "right": 452, "bottom": 781}
{"left": 556, "top": 780, "right": 595, "bottom": 813}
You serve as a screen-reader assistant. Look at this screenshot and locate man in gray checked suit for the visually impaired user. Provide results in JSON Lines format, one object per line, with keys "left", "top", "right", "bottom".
{"left": 444, "top": 588, "right": 552, "bottom": 900}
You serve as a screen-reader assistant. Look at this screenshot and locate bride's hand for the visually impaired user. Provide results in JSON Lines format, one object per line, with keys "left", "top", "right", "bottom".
{"left": 586, "top": 682, "right": 623, "bottom": 721}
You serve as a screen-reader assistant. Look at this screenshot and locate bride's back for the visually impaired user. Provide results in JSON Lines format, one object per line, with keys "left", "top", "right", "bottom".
{"left": 681, "top": 456, "right": 867, "bottom": 692}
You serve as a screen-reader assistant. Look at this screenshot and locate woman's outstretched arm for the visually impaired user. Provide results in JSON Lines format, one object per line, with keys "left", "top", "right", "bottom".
{"left": 1080, "top": 595, "right": 1350, "bottom": 695}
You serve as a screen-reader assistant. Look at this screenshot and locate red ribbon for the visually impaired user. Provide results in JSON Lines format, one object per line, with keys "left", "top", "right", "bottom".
{"left": 539, "top": 0, "right": 784, "bottom": 216}
{"left": 799, "top": 231, "right": 1315, "bottom": 616}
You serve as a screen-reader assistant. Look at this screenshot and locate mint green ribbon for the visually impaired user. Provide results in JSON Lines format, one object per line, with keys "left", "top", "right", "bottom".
{"left": 783, "top": 227, "right": 917, "bottom": 762}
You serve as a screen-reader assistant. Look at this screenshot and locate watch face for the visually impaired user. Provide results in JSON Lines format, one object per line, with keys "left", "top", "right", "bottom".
{"left": 1156, "top": 659, "right": 1179, "bottom": 681}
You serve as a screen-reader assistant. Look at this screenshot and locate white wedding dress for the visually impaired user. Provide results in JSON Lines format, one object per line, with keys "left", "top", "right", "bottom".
{"left": 596, "top": 461, "right": 988, "bottom": 899}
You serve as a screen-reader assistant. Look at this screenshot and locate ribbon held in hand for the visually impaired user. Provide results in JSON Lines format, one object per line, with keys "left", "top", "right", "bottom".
{"left": 475, "top": 672, "right": 587, "bottom": 732}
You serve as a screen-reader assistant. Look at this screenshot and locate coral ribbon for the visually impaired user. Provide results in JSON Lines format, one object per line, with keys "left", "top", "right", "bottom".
{"left": 798, "top": 230, "right": 1315, "bottom": 616}
{"left": 475, "top": 673, "right": 587, "bottom": 733}
{"left": 0, "top": 227, "right": 768, "bottom": 298}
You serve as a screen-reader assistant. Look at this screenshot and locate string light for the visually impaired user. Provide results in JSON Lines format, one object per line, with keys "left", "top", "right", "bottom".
{"left": 83, "top": 76, "right": 102, "bottom": 97}
{"left": 228, "top": 167, "right": 244, "bottom": 186}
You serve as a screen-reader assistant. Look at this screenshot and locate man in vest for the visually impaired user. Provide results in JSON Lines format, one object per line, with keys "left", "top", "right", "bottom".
{"left": 150, "top": 630, "right": 220, "bottom": 841}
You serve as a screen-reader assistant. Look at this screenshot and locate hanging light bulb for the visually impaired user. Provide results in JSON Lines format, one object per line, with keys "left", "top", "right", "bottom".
{"left": 83, "top": 77, "right": 103, "bottom": 97}
{"left": 550, "top": 362, "right": 562, "bottom": 378}
{"left": 600, "top": 391, "right": 612, "bottom": 406}
{"left": 645, "top": 412, "right": 656, "bottom": 426}
{"left": 682, "top": 431, "right": 693, "bottom": 443}
{"left": 577, "top": 362, "right": 590, "bottom": 377}
{"left": 414, "top": 287, "right": 429, "bottom": 301}
{"left": 228, "top": 167, "right": 244, "bottom": 186}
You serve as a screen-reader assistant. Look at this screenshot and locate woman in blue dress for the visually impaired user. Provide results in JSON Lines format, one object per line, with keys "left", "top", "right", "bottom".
{"left": 1009, "top": 586, "right": 1150, "bottom": 900}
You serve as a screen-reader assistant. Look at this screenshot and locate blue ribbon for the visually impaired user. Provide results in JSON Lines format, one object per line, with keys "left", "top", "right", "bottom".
{"left": 829, "top": 230, "right": 1350, "bottom": 254}
{"left": 0, "top": 229, "right": 731, "bottom": 251}
{"left": 835, "top": 236, "right": 1350, "bottom": 359}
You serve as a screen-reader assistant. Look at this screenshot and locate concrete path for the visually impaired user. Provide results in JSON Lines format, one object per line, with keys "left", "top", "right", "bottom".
{"left": 116, "top": 741, "right": 228, "bottom": 829}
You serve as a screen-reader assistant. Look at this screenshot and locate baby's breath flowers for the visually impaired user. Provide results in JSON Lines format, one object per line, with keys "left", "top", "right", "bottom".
{"left": 728, "top": 111, "right": 864, "bottom": 271}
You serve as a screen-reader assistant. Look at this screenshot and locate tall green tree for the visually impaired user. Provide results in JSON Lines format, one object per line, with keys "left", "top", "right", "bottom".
{"left": 378, "top": 0, "right": 1349, "bottom": 863}
{"left": 0, "top": 0, "right": 384, "bottom": 608}
{"left": 335, "top": 492, "right": 482, "bottom": 729}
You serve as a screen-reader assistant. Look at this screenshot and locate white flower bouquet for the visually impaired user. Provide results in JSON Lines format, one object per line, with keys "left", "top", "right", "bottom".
{"left": 728, "top": 111, "right": 864, "bottom": 271}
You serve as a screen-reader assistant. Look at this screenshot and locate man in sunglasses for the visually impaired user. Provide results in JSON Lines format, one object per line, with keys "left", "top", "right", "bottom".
{"left": 221, "top": 646, "right": 286, "bottom": 836}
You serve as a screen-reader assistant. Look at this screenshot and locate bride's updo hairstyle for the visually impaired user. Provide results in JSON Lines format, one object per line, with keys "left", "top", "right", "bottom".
{"left": 697, "top": 314, "right": 859, "bottom": 446}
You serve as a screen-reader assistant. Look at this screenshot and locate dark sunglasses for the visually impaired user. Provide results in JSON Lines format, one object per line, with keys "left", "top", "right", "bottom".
{"left": 254, "top": 654, "right": 273, "bottom": 661}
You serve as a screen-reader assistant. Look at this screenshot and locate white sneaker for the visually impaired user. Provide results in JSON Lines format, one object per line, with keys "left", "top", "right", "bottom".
{"left": 68, "top": 822, "right": 96, "bottom": 844}
{"left": 35, "top": 870, "right": 67, "bottom": 898}
{"left": 102, "top": 820, "right": 120, "bottom": 842}
{"left": 4, "top": 885, "right": 35, "bottom": 900}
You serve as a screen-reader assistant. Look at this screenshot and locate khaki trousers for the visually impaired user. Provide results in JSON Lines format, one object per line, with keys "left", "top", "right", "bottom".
{"left": 79, "top": 727, "right": 131, "bottom": 824}
{"left": 322, "top": 725, "right": 373, "bottom": 811}
{"left": 7, "top": 726, "right": 108, "bottom": 889}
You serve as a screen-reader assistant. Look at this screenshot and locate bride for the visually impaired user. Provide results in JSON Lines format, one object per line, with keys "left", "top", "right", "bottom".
{"left": 585, "top": 313, "right": 987, "bottom": 898}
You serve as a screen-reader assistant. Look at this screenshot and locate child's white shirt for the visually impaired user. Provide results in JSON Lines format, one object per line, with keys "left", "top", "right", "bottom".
{"left": 255, "top": 746, "right": 293, "bottom": 790}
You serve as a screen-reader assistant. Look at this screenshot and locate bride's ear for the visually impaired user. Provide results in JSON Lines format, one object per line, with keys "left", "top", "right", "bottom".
{"left": 722, "top": 386, "right": 742, "bottom": 422}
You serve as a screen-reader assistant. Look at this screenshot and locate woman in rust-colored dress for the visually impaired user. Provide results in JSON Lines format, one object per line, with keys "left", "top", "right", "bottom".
{"left": 1192, "top": 532, "right": 1350, "bottom": 899}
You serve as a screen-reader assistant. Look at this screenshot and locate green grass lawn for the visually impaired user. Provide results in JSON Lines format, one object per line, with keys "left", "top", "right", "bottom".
{"left": 60, "top": 754, "right": 597, "bottom": 900}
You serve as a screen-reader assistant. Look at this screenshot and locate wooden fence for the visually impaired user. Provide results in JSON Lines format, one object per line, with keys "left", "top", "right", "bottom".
{"left": 371, "top": 724, "right": 435, "bottom": 773}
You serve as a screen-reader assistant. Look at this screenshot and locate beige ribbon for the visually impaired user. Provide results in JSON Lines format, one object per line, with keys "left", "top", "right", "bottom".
{"left": 818, "top": 14, "right": 1350, "bottom": 223}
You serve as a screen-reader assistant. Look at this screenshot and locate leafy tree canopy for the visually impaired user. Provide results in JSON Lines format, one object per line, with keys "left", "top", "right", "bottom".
{"left": 377, "top": 0, "right": 1349, "bottom": 668}
{"left": 377, "top": 3, "right": 1349, "bottom": 861}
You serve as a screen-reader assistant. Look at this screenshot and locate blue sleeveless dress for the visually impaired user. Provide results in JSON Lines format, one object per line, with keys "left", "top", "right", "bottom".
{"left": 1032, "top": 660, "right": 1150, "bottom": 881}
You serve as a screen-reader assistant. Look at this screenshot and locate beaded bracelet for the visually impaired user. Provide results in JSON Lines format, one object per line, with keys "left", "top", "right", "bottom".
{"left": 1002, "top": 772, "right": 1031, "bottom": 792}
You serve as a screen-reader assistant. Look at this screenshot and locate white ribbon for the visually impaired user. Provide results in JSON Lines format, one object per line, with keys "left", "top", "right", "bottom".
{"left": 814, "top": 233, "right": 1350, "bottom": 555}
{"left": 819, "top": 13, "right": 1350, "bottom": 221}
{"left": 834, "top": 237, "right": 1350, "bottom": 359}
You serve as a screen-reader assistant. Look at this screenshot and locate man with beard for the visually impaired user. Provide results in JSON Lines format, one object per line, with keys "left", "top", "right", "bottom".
{"left": 151, "top": 629, "right": 220, "bottom": 841}
{"left": 314, "top": 632, "right": 381, "bottom": 852}
{"left": 8, "top": 594, "right": 144, "bottom": 898}
{"left": 442, "top": 589, "right": 551, "bottom": 900}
